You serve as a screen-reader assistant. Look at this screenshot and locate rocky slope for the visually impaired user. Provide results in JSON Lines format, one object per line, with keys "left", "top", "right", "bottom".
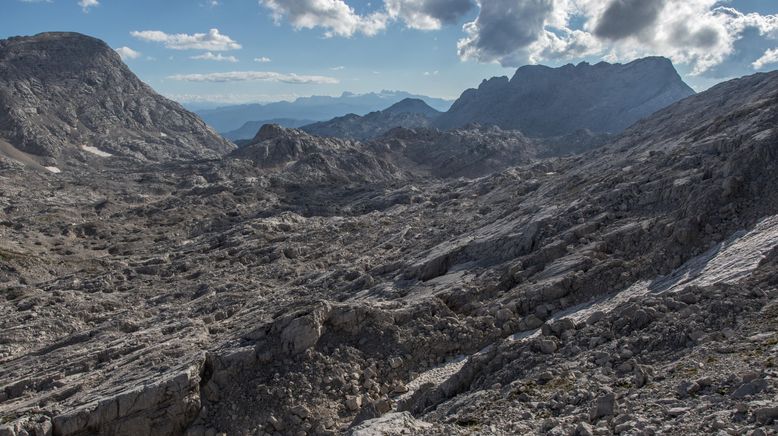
{"left": 301, "top": 99, "right": 441, "bottom": 141}
{"left": 0, "top": 32, "right": 234, "bottom": 164}
{"left": 0, "top": 51, "right": 777, "bottom": 436}
{"left": 434, "top": 57, "right": 696, "bottom": 137}
{"left": 232, "top": 123, "right": 541, "bottom": 182}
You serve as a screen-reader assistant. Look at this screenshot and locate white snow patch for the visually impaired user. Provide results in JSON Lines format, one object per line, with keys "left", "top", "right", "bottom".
{"left": 160, "top": 132, "right": 168, "bottom": 138}
{"left": 81, "top": 145, "right": 113, "bottom": 157}
{"left": 647, "top": 214, "right": 778, "bottom": 293}
{"left": 44, "top": 166, "right": 61, "bottom": 174}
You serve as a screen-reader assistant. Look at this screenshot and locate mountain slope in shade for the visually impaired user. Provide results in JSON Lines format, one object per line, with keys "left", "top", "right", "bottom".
{"left": 0, "top": 32, "right": 234, "bottom": 162}
{"left": 434, "top": 57, "right": 695, "bottom": 137}
{"left": 301, "top": 98, "right": 441, "bottom": 140}
{"left": 196, "top": 91, "right": 452, "bottom": 133}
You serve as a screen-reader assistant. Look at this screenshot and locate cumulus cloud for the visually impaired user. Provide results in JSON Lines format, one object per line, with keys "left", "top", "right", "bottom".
{"left": 452, "top": 0, "right": 778, "bottom": 75}
{"left": 78, "top": 0, "right": 98, "bottom": 12}
{"left": 130, "top": 28, "right": 241, "bottom": 51}
{"left": 260, "top": 0, "right": 388, "bottom": 37}
{"left": 255, "top": 56, "right": 272, "bottom": 62}
{"left": 753, "top": 48, "right": 778, "bottom": 69}
{"left": 168, "top": 71, "right": 339, "bottom": 84}
{"left": 260, "top": 0, "right": 475, "bottom": 35}
{"left": 191, "top": 52, "right": 239, "bottom": 62}
{"left": 256, "top": 0, "right": 778, "bottom": 75}
{"left": 114, "top": 46, "right": 142, "bottom": 60}
{"left": 385, "top": 0, "right": 474, "bottom": 30}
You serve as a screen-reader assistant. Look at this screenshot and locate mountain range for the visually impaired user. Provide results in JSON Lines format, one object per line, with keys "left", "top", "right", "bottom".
{"left": 254, "top": 58, "right": 695, "bottom": 143}
{"left": 194, "top": 91, "right": 453, "bottom": 133}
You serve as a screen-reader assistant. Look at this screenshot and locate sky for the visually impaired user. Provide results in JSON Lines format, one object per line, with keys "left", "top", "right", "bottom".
{"left": 2, "top": 0, "right": 778, "bottom": 105}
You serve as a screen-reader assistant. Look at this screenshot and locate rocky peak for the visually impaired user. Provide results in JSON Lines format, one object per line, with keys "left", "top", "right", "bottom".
{"left": 252, "top": 123, "right": 288, "bottom": 142}
{"left": 435, "top": 56, "right": 695, "bottom": 137}
{"left": 0, "top": 32, "right": 234, "bottom": 163}
{"left": 382, "top": 98, "right": 441, "bottom": 117}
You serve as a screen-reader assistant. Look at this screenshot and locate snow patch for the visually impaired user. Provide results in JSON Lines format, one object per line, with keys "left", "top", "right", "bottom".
{"left": 81, "top": 145, "right": 113, "bottom": 157}
{"left": 44, "top": 166, "right": 61, "bottom": 174}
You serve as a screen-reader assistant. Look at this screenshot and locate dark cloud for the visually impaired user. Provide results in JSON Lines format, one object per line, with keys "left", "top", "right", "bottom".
{"left": 670, "top": 23, "right": 721, "bottom": 48}
{"left": 594, "top": 0, "right": 667, "bottom": 40}
{"left": 418, "top": 0, "right": 474, "bottom": 24}
{"left": 458, "top": 0, "right": 554, "bottom": 65}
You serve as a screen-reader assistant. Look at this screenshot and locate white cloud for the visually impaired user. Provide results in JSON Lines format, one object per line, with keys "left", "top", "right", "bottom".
{"left": 168, "top": 71, "right": 339, "bottom": 84}
{"left": 260, "top": 0, "right": 389, "bottom": 37}
{"left": 423, "top": 70, "right": 439, "bottom": 75}
{"left": 191, "top": 52, "right": 239, "bottom": 62}
{"left": 130, "top": 28, "right": 241, "bottom": 51}
{"left": 330, "top": 65, "right": 345, "bottom": 70}
{"left": 453, "top": 0, "right": 778, "bottom": 75}
{"left": 166, "top": 93, "right": 302, "bottom": 104}
{"left": 78, "top": 0, "right": 98, "bottom": 12}
{"left": 753, "top": 48, "right": 778, "bottom": 69}
{"left": 115, "top": 46, "right": 142, "bottom": 60}
{"left": 254, "top": 56, "right": 272, "bottom": 62}
{"left": 259, "top": 0, "right": 476, "bottom": 35}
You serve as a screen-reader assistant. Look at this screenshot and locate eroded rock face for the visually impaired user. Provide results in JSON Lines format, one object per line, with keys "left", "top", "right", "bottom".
{"left": 0, "top": 32, "right": 234, "bottom": 162}
{"left": 0, "top": 54, "right": 777, "bottom": 436}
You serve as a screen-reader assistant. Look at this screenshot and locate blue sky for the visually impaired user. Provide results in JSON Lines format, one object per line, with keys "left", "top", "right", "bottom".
{"left": 3, "top": 0, "right": 778, "bottom": 105}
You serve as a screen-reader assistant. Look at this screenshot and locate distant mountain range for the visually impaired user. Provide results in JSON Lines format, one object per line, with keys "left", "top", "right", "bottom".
{"left": 195, "top": 91, "right": 453, "bottom": 133}
{"left": 229, "top": 57, "right": 695, "bottom": 143}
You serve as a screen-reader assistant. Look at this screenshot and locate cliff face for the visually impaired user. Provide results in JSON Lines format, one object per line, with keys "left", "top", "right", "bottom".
{"left": 435, "top": 57, "right": 696, "bottom": 137}
{"left": 0, "top": 32, "right": 234, "bottom": 162}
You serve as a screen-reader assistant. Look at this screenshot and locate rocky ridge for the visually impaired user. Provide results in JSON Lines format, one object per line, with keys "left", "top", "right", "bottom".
{"left": 434, "top": 57, "right": 696, "bottom": 137}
